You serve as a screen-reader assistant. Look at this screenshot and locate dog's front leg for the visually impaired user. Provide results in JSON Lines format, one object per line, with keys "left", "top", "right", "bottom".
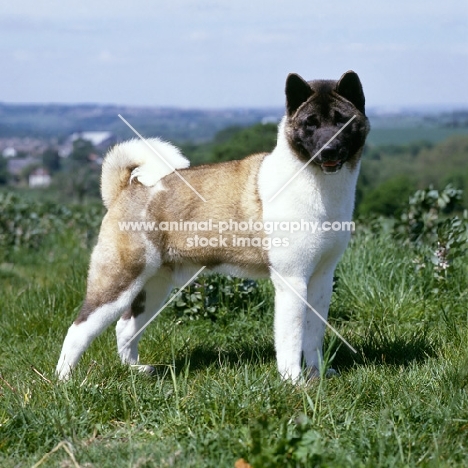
{"left": 303, "top": 266, "right": 335, "bottom": 377}
{"left": 272, "top": 276, "right": 307, "bottom": 382}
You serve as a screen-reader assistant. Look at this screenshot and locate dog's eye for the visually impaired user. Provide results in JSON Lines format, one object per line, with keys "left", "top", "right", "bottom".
{"left": 305, "top": 115, "right": 319, "bottom": 128}
{"left": 334, "top": 111, "right": 349, "bottom": 125}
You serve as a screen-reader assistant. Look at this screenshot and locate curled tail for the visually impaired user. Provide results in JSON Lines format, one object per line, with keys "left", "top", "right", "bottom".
{"left": 101, "top": 138, "right": 190, "bottom": 209}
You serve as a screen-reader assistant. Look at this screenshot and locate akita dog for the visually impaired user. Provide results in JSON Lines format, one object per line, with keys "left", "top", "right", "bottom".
{"left": 57, "top": 71, "right": 370, "bottom": 382}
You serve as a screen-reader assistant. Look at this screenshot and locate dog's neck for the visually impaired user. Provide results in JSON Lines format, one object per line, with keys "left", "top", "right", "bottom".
{"left": 265, "top": 117, "right": 360, "bottom": 220}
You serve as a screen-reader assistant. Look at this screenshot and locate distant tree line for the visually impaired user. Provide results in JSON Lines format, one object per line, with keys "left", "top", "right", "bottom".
{"left": 2, "top": 122, "right": 467, "bottom": 216}
{"left": 184, "top": 123, "right": 468, "bottom": 216}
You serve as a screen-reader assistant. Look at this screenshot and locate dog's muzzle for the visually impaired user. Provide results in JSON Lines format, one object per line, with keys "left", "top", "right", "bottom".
{"left": 315, "top": 148, "right": 344, "bottom": 174}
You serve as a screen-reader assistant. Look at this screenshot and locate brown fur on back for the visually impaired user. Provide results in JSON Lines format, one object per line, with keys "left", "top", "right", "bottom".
{"left": 114, "top": 152, "right": 270, "bottom": 274}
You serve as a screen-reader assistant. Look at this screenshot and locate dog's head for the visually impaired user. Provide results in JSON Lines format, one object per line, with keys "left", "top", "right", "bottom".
{"left": 284, "top": 71, "right": 370, "bottom": 174}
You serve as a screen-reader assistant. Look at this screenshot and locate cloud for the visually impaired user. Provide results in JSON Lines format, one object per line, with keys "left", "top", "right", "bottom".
{"left": 1, "top": 0, "right": 467, "bottom": 107}
{"left": 12, "top": 49, "right": 32, "bottom": 62}
{"left": 96, "top": 50, "right": 117, "bottom": 63}
{"left": 241, "top": 31, "right": 294, "bottom": 46}
{"left": 188, "top": 31, "right": 210, "bottom": 41}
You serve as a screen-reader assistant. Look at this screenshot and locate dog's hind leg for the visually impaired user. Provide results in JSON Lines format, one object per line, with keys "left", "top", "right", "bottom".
{"left": 56, "top": 275, "right": 150, "bottom": 380}
{"left": 56, "top": 228, "right": 160, "bottom": 380}
{"left": 115, "top": 272, "right": 173, "bottom": 371}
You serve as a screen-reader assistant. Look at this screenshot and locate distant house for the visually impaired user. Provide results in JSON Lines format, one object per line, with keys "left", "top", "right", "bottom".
{"left": 2, "top": 147, "right": 17, "bottom": 158}
{"left": 29, "top": 168, "right": 51, "bottom": 188}
{"left": 59, "top": 131, "right": 116, "bottom": 157}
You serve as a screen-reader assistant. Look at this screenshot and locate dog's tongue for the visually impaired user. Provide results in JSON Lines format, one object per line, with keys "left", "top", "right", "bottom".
{"left": 322, "top": 161, "right": 340, "bottom": 167}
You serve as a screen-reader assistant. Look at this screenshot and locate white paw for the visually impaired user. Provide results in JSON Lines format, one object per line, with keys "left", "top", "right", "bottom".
{"left": 130, "top": 364, "right": 156, "bottom": 375}
{"left": 278, "top": 365, "right": 303, "bottom": 383}
{"left": 56, "top": 363, "right": 72, "bottom": 381}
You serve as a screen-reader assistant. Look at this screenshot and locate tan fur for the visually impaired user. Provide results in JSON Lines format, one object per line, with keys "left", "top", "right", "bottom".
{"left": 104, "top": 153, "right": 269, "bottom": 275}
{"left": 146, "top": 154, "right": 269, "bottom": 274}
{"left": 74, "top": 190, "right": 149, "bottom": 323}
{"left": 75, "top": 151, "right": 270, "bottom": 325}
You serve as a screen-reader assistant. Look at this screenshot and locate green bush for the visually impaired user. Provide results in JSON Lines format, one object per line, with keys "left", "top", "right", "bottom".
{"left": 172, "top": 275, "right": 267, "bottom": 322}
{"left": 211, "top": 123, "right": 277, "bottom": 162}
{"left": 0, "top": 191, "right": 103, "bottom": 261}
{"left": 357, "top": 175, "right": 416, "bottom": 217}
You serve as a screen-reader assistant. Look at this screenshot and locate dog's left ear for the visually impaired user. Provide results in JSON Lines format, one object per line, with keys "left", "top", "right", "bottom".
{"left": 336, "top": 71, "right": 365, "bottom": 114}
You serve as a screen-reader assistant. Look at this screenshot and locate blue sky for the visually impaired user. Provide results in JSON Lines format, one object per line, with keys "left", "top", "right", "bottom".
{"left": 1, "top": 0, "right": 467, "bottom": 109}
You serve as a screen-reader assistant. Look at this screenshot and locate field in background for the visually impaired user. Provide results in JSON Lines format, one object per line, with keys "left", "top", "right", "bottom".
{"left": 1, "top": 104, "right": 468, "bottom": 466}
{"left": 0, "top": 192, "right": 467, "bottom": 467}
{"left": 367, "top": 126, "right": 468, "bottom": 146}
{"left": 1, "top": 103, "right": 467, "bottom": 211}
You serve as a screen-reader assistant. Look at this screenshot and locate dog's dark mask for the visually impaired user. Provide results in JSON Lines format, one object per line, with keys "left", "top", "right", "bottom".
{"left": 285, "top": 71, "right": 370, "bottom": 174}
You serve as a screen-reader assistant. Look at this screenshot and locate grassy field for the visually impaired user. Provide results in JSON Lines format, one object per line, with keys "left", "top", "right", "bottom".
{"left": 1, "top": 219, "right": 468, "bottom": 467}
{"left": 366, "top": 127, "right": 468, "bottom": 146}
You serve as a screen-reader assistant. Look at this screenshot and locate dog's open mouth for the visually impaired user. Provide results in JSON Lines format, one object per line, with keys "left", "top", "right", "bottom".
{"left": 321, "top": 160, "right": 342, "bottom": 174}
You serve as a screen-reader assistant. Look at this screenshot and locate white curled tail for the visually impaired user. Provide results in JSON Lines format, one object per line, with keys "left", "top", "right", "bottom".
{"left": 100, "top": 138, "right": 190, "bottom": 209}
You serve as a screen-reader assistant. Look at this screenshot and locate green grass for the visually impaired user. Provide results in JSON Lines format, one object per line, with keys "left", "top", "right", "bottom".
{"left": 367, "top": 127, "right": 468, "bottom": 146}
{"left": 1, "top": 231, "right": 468, "bottom": 467}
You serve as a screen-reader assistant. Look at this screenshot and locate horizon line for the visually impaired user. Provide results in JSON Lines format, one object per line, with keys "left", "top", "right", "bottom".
{"left": 0, "top": 101, "right": 467, "bottom": 114}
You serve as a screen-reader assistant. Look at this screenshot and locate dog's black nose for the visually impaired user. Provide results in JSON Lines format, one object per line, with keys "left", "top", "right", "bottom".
{"left": 319, "top": 148, "right": 339, "bottom": 161}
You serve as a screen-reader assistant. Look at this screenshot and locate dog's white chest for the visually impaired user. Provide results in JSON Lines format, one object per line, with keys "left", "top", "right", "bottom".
{"left": 257, "top": 134, "right": 358, "bottom": 275}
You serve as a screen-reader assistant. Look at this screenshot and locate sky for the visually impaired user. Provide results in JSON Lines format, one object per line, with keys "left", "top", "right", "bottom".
{"left": 1, "top": 0, "right": 467, "bottom": 110}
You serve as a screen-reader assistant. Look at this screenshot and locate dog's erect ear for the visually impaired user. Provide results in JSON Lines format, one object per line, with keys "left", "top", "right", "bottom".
{"left": 285, "top": 73, "right": 314, "bottom": 116}
{"left": 336, "top": 71, "right": 365, "bottom": 113}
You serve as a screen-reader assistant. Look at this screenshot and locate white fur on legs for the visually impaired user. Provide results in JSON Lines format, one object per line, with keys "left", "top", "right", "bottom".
{"left": 272, "top": 275, "right": 307, "bottom": 382}
{"left": 56, "top": 279, "right": 146, "bottom": 381}
{"left": 116, "top": 274, "right": 173, "bottom": 367}
{"left": 115, "top": 317, "right": 140, "bottom": 365}
{"left": 302, "top": 265, "right": 336, "bottom": 375}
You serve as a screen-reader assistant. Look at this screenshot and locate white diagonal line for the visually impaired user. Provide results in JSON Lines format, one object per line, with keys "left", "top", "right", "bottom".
{"left": 270, "top": 267, "right": 357, "bottom": 354}
{"left": 268, "top": 115, "right": 357, "bottom": 202}
{"left": 118, "top": 114, "right": 207, "bottom": 202}
{"left": 120, "top": 266, "right": 206, "bottom": 352}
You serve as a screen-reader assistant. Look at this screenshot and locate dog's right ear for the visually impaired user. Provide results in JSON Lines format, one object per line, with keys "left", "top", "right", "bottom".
{"left": 285, "top": 73, "right": 313, "bottom": 116}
